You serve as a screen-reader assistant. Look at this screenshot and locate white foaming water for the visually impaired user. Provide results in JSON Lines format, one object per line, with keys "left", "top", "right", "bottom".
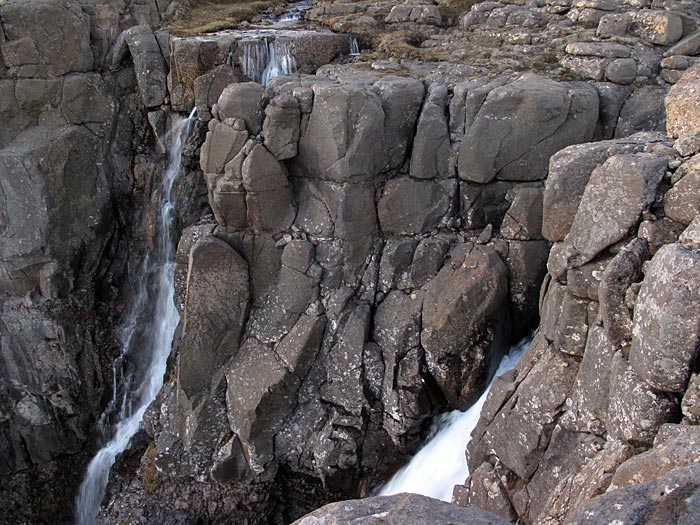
{"left": 349, "top": 36, "right": 360, "bottom": 56}
{"left": 74, "top": 109, "right": 195, "bottom": 525}
{"left": 239, "top": 38, "right": 297, "bottom": 85}
{"left": 379, "top": 336, "right": 531, "bottom": 502}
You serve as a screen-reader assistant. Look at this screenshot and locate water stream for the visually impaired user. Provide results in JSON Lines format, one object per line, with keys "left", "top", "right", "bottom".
{"left": 379, "top": 336, "right": 531, "bottom": 501}
{"left": 74, "top": 109, "right": 196, "bottom": 525}
{"left": 239, "top": 38, "right": 297, "bottom": 85}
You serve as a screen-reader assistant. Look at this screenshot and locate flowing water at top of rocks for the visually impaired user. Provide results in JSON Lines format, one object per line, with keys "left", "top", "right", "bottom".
{"left": 2, "top": 1, "right": 700, "bottom": 524}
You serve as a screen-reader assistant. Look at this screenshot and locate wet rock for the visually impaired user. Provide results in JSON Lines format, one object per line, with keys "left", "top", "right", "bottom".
{"left": 292, "top": 493, "right": 511, "bottom": 525}
{"left": 504, "top": 240, "right": 550, "bottom": 338}
{"left": 458, "top": 75, "right": 598, "bottom": 183}
{"left": 630, "top": 243, "right": 700, "bottom": 393}
{"left": 409, "top": 237, "right": 451, "bottom": 289}
{"left": 378, "top": 238, "right": 418, "bottom": 293}
{"left": 378, "top": 178, "right": 452, "bottom": 236}
{"left": 410, "top": 84, "right": 452, "bottom": 180}
{"left": 563, "top": 153, "right": 666, "bottom": 268}
{"left": 422, "top": 243, "right": 510, "bottom": 407}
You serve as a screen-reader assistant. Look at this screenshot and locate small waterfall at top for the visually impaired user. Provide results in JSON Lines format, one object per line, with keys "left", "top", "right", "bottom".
{"left": 379, "top": 335, "right": 532, "bottom": 502}
{"left": 238, "top": 38, "right": 297, "bottom": 86}
{"left": 74, "top": 108, "right": 196, "bottom": 525}
{"left": 349, "top": 36, "right": 361, "bottom": 56}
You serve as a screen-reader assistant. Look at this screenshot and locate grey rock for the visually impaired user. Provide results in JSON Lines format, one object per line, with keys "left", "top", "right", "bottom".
{"left": 615, "top": 86, "right": 668, "bottom": 138}
{"left": 542, "top": 137, "right": 650, "bottom": 242}
{"left": 194, "top": 65, "right": 246, "bottom": 110}
{"left": 421, "top": 243, "right": 510, "bottom": 407}
{"left": 375, "top": 75, "right": 425, "bottom": 170}
{"left": 262, "top": 95, "right": 301, "bottom": 160}
{"left": 200, "top": 119, "right": 248, "bottom": 175}
{"left": 241, "top": 144, "right": 295, "bottom": 234}
{"left": 410, "top": 236, "right": 451, "bottom": 289}
{"left": 570, "top": 463, "right": 700, "bottom": 525}
{"left": 293, "top": 83, "right": 385, "bottom": 183}
{"left": 505, "top": 240, "right": 550, "bottom": 337}
{"left": 607, "top": 353, "right": 679, "bottom": 445}
{"left": 563, "top": 153, "right": 666, "bottom": 268}
{"left": 218, "top": 82, "right": 264, "bottom": 135}
{"left": 292, "top": 493, "right": 511, "bottom": 525}
{"left": 630, "top": 243, "right": 700, "bottom": 393}
{"left": 458, "top": 75, "right": 598, "bottom": 183}
{"left": 0, "top": 0, "right": 92, "bottom": 76}
{"left": 500, "top": 187, "right": 544, "bottom": 240}
{"left": 605, "top": 58, "right": 637, "bottom": 85}
{"left": 682, "top": 373, "right": 700, "bottom": 423}
{"left": 598, "top": 237, "right": 650, "bottom": 347}
{"left": 468, "top": 338, "right": 579, "bottom": 480}
{"left": 665, "top": 29, "right": 700, "bottom": 57}
{"left": 665, "top": 155, "right": 700, "bottom": 224}
{"left": 378, "top": 178, "right": 452, "bottom": 236}
{"left": 593, "top": 83, "right": 629, "bottom": 140}
{"left": 177, "top": 237, "right": 250, "bottom": 398}
{"left": 410, "top": 84, "right": 452, "bottom": 180}
{"left": 461, "top": 180, "right": 541, "bottom": 230}
{"left": 113, "top": 26, "right": 167, "bottom": 108}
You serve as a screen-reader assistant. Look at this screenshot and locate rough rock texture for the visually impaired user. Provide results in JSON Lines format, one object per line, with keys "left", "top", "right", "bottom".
{"left": 292, "top": 493, "right": 511, "bottom": 525}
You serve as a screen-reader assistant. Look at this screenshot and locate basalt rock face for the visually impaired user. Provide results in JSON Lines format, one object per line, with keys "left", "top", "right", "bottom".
{"left": 95, "top": 62, "right": 609, "bottom": 522}
{"left": 457, "top": 68, "right": 700, "bottom": 525}
{"left": 0, "top": 0, "right": 190, "bottom": 521}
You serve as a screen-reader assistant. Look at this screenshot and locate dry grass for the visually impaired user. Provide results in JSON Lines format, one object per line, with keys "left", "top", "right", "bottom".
{"left": 168, "top": 0, "right": 287, "bottom": 36}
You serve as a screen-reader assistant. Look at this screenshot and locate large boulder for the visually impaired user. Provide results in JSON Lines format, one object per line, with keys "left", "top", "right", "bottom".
{"left": 378, "top": 178, "right": 453, "bottom": 236}
{"left": 421, "top": 243, "right": 510, "bottom": 407}
{"left": 458, "top": 75, "right": 598, "bottom": 183}
{"left": 563, "top": 153, "right": 667, "bottom": 268}
{"left": 293, "top": 83, "right": 385, "bottom": 182}
{"left": 292, "top": 493, "right": 510, "bottom": 525}
{"left": 113, "top": 26, "right": 167, "bottom": 108}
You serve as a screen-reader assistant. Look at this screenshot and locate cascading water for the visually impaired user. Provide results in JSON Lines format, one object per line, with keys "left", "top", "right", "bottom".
{"left": 238, "top": 38, "right": 297, "bottom": 86}
{"left": 74, "top": 109, "right": 196, "bottom": 525}
{"left": 349, "top": 36, "right": 361, "bottom": 56}
{"left": 379, "top": 336, "right": 531, "bottom": 502}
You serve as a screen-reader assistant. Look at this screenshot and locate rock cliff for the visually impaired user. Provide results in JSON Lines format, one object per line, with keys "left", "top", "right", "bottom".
{"left": 1, "top": 0, "right": 700, "bottom": 524}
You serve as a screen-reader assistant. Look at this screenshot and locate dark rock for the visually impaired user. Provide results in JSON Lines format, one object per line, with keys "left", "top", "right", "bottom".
{"left": 410, "top": 84, "right": 452, "bottom": 180}
{"left": 378, "top": 178, "right": 452, "bottom": 236}
{"left": 421, "top": 243, "right": 511, "bottom": 407}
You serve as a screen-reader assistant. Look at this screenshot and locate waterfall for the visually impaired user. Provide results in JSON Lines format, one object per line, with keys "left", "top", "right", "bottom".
{"left": 74, "top": 108, "right": 196, "bottom": 525}
{"left": 378, "top": 335, "right": 531, "bottom": 502}
{"left": 349, "top": 36, "right": 360, "bottom": 56}
{"left": 238, "top": 38, "right": 297, "bottom": 86}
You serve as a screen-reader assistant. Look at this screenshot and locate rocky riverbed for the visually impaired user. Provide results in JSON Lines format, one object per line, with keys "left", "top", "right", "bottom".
{"left": 1, "top": 0, "right": 700, "bottom": 524}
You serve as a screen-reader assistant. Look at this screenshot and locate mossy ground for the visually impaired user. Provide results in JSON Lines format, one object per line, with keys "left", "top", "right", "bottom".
{"left": 167, "top": 0, "right": 287, "bottom": 36}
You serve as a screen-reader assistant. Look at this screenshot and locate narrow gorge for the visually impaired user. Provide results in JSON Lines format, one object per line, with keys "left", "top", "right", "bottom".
{"left": 1, "top": 1, "right": 700, "bottom": 524}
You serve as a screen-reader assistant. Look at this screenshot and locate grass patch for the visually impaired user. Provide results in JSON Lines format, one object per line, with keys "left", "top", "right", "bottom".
{"left": 168, "top": 0, "right": 287, "bottom": 36}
